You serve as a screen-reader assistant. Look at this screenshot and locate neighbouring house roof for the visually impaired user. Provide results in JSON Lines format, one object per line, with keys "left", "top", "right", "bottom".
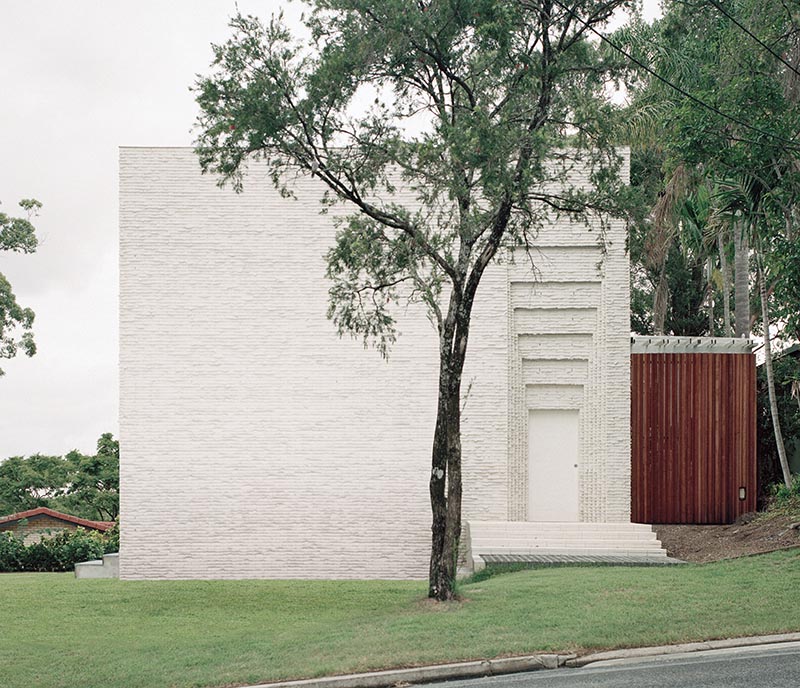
{"left": 0, "top": 507, "right": 115, "bottom": 532}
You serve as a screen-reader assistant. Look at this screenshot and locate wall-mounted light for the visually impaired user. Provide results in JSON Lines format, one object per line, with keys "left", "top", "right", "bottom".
{"left": 739, "top": 487, "right": 746, "bottom": 501}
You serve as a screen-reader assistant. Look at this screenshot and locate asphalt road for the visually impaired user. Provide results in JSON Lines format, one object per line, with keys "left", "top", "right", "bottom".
{"left": 428, "top": 642, "right": 800, "bottom": 688}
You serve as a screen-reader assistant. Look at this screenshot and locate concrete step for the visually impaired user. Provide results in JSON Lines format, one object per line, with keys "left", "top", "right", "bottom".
{"left": 466, "top": 521, "right": 668, "bottom": 571}
{"left": 469, "top": 521, "right": 656, "bottom": 532}
{"left": 472, "top": 544, "right": 666, "bottom": 555}
{"left": 471, "top": 544, "right": 665, "bottom": 553}
{"left": 470, "top": 532, "right": 660, "bottom": 541}
{"left": 75, "top": 552, "right": 120, "bottom": 579}
{"left": 481, "top": 553, "right": 684, "bottom": 566}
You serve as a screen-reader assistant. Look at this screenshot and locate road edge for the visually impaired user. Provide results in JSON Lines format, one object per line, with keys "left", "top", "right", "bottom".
{"left": 566, "top": 632, "right": 800, "bottom": 667}
{"left": 242, "top": 632, "right": 800, "bottom": 688}
{"left": 242, "top": 654, "right": 576, "bottom": 688}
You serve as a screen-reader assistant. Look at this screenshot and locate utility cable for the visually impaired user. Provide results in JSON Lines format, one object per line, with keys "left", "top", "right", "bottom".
{"left": 706, "top": 0, "right": 800, "bottom": 80}
{"left": 550, "top": 0, "right": 800, "bottom": 151}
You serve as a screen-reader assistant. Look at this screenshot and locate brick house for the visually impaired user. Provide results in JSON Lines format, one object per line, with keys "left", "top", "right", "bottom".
{"left": 118, "top": 147, "right": 671, "bottom": 580}
{"left": 0, "top": 507, "right": 115, "bottom": 544}
{"left": 119, "top": 148, "right": 757, "bottom": 580}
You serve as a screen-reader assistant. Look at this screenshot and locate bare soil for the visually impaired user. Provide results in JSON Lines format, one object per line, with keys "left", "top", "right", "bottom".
{"left": 655, "top": 514, "right": 800, "bottom": 563}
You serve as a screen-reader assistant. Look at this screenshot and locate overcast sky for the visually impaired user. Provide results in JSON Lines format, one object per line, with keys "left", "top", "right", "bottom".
{"left": 0, "top": 0, "right": 660, "bottom": 458}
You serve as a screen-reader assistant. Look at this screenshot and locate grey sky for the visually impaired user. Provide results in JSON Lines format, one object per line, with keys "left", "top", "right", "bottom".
{"left": 0, "top": 0, "right": 660, "bottom": 458}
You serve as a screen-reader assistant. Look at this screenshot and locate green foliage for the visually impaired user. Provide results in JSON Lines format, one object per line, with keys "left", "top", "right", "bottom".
{"left": 59, "top": 433, "right": 120, "bottom": 520}
{"left": 0, "top": 199, "right": 39, "bottom": 253}
{"left": 630, "top": 239, "right": 708, "bottom": 335}
{"left": 20, "top": 538, "right": 62, "bottom": 572}
{"left": 0, "top": 528, "right": 108, "bottom": 573}
{"left": 0, "top": 453, "right": 70, "bottom": 514}
{"left": 768, "top": 474, "right": 800, "bottom": 517}
{"left": 621, "top": 1, "right": 800, "bottom": 335}
{"left": 102, "top": 519, "right": 120, "bottom": 554}
{"left": 0, "top": 198, "right": 40, "bottom": 375}
{"left": 771, "top": 220, "right": 800, "bottom": 340}
{"left": 194, "top": 0, "right": 635, "bottom": 353}
{"left": 758, "top": 352, "right": 800, "bottom": 505}
{"left": 0, "top": 433, "right": 119, "bottom": 521}
{"left": 0, "top": 532, "right": 26, "bottom": 571}
{"left": 47, "top": 529, "right": 106, "bottom": 571}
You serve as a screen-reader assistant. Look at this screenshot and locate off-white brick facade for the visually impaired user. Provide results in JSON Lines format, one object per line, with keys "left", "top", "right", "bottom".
{"left": 119, "top": 147, "right": 630, "bottom": 579}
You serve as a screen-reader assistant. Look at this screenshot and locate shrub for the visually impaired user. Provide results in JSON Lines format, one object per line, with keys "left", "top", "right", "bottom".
{"left": 49, "top": 529, "right": 106, "bottom": 571}
{"left": 0, "top": 528, "right": 109, "bottom": 573}
{"left": 768, "top": 475, "right": 800, "bottom": 517}
{"left": 22, "top": 538, "right": 62, "bottom": 572}
{"left": 103, "top": 519, "right": 119, "bottom": 554}
{"left": 0, "top": 532, "right": 26, "bottom": 571}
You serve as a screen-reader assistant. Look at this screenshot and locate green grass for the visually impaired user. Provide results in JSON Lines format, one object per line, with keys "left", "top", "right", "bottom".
{"left": 2, "top": 550, "right": 799, "bottom": 688}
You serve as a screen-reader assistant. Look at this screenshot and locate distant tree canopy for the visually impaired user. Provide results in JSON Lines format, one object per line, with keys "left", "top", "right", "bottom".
{"left": 0, "top": 198, "right": 40, "bottom": 375}
{"left": 621, "top": 0, "right": 799, "bottom": 487}
{"left": 0, "top": 433, "right": 119, "bottom": 521}
{"left": 622, "top": 0, "right": 800, "bottom": 339}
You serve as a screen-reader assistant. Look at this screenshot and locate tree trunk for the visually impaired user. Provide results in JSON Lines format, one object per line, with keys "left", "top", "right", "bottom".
{"left": 706, "top": 257, "right": 714, "bottom": 335}
{"left": 653, "top": 263, "right": 669, "bottom": 335}
{"left": 718, "top": 229, "right": 732, "bottom": 337}
{"left": 428, "top": 331, "right": 465, "bottom": 601}
{"left": 758, "top": 255, "right": 792, "bottom": 488}
{"left": 733, "top": 220, "right": 750, "bottom": 338}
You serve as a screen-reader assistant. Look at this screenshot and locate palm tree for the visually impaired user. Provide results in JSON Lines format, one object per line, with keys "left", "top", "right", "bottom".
{"left": 716, "top": 173, "right": 793, "bottom": 488}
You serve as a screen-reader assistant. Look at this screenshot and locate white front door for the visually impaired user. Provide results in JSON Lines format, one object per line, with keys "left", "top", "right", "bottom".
{"left": 528, "top": 409, "right": 580, "bottom": 521}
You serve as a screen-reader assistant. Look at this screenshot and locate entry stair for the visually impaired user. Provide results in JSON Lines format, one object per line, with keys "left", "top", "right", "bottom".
{"left": 465, "top": 521, "right": 679, "bottom": 571}
{"left": 74, "top": 552, "right": 120, "bottom": 579}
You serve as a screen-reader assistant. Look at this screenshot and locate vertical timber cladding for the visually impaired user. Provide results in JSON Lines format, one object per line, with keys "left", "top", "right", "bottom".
{"left": 631, "top": 339, "right": 757, "bottom": 524}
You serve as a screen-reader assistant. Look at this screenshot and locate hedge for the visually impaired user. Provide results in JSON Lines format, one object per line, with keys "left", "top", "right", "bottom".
{"left": 0, "top": 526, "right": 117, "bottom": 573}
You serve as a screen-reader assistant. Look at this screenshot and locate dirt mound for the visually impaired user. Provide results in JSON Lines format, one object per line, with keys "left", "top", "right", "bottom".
{"left": 655, "top": 515, "right": 800, "bottom": 563}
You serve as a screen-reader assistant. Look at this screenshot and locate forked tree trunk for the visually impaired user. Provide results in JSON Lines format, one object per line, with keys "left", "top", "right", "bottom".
{"left": 428, "top": 337, "right": 466, "bottom": 601}
{"left": 733, "top": 220, "right": 750, "bottom": 338}
{"left": 758, "top": 255, "right": 792, "bottom": 488}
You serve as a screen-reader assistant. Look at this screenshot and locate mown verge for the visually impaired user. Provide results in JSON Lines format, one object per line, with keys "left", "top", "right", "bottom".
{"left": 1, "top": 549, "right": 798, "bottom": 688}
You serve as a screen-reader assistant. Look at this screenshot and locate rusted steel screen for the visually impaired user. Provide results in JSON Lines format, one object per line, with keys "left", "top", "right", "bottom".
{"left": 631, "top": 353, "right": 757, "bottom": 524}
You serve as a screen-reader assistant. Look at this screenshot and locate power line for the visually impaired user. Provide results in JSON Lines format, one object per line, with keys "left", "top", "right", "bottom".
{"left": 706, "top": 0, "right": 800, "bottom": 79}
{"left": 550, "top": 0, "right": 800, "bottom": 152}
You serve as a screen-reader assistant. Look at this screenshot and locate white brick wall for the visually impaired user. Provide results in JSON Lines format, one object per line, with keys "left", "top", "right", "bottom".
{"left": 506, "top": 155, "right": 631, "bottom": 523}
{"left": 119, "top": 147, "right": 629, "bottom": 579}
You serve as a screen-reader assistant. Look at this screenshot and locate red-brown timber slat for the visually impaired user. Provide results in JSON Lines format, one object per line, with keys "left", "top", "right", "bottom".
{"left": 631, "top": 352, "right": 757, "bottom": 524}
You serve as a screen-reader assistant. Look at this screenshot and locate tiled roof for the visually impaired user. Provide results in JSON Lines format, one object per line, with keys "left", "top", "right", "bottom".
{"left": 0, "top": 507, "right": 115, "bottom": 531}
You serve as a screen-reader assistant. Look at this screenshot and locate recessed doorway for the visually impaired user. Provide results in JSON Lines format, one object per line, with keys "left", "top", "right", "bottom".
{"left": 528, "top": 408, "right": 580, "bottom": 521}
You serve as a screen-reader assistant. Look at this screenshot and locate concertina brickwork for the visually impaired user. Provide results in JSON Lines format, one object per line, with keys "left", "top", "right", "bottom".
{"left": 119, "top": 148, "right": 630, "bottom": 579}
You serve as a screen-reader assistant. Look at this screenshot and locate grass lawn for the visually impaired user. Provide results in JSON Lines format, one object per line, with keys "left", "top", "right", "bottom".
{"left": 2, "top": 550, "right": 799, "bottom": 688}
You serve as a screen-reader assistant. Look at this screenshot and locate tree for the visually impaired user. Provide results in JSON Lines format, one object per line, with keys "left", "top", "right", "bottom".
{"left": 628, "top": 158, "right": 713, "bottom": 336}
{"left": 0, "top": 434, "right": 119, "bottom": 521}
{"left": 0, "top": 198, "right": 40, "bottom": 375}
{"left": 622, "top": 0, "right": 800, "bottom": 486}
{"left": 622, "top": 1, "right": 800, "bottom": 340}
{"left": 194, "top": 0, "right": 633, "bottom": 600}
{"left": 0, "top": 453, "right": 69, "bottom": 515}
{"left": 61, "top": 433, "right": 120, "bottom": 521}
